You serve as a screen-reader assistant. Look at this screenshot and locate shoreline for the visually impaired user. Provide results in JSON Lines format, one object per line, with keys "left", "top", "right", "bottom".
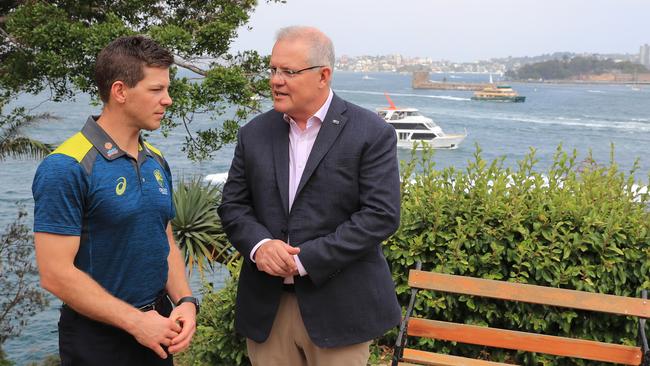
{"left": 513, "top": 79, "right": 650, "bottom": 86}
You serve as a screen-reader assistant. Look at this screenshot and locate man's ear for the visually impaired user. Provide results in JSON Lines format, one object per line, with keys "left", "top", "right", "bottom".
{"left": 319, "top": 67, "right": 332, "bottom": 88}
{"left": 110, "top": 81, "right": 128, "bottom": 104}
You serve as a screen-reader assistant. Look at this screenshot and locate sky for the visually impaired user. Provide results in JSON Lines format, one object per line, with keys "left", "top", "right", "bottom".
{"left": 230, "top": 0, "right": 650, "bottom": 62}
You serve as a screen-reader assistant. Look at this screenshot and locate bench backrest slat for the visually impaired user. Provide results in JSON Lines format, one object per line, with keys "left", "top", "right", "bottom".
{"left": 409, "top": 270, "right": 650, "bottom": 318}
{"left": 407, "top": 318, "right": 642, "bottom": 365}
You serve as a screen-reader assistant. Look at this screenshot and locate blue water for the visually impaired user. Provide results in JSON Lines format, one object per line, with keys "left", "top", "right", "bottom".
{"left": 2, "top": 71, "right": 650, "bottom": 364}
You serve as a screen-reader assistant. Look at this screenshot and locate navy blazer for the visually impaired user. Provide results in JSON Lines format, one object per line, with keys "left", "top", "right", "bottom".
{"left": 218, "top": 93, "right": 401, "bottom": 348}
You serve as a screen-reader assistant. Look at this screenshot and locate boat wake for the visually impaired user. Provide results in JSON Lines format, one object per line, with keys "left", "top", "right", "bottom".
{"left": 335, "top": 89, "right": 471, "bottom": 101}
{"left": 493, "top": 115, "right": 650, "bottom": 132}
{"left": 432, "top": 110, "right": 650, "bottom": 132}
{"left": 204, "top": 172, "right": 228, "bottom": 185}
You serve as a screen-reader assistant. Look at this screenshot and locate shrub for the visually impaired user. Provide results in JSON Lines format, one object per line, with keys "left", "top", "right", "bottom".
{"left": 176, "top": 261, "right": 249, "bottom": 366}
{"left": 0, "top": 204, "right": 49, "bottom": 364}
{"left": 383, "top": 145, "right": 650, "bottom": 365}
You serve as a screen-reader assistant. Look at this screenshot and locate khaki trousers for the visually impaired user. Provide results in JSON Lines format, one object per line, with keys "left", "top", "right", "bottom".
{"left": 246, "top": 292, "right": 371, "bottom": 366}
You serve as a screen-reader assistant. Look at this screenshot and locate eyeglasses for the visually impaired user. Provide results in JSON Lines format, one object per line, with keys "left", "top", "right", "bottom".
{"left": 268, "top": 65, "right": 325, "bottom": 80}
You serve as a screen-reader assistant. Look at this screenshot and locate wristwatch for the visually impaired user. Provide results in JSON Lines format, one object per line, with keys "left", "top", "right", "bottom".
{"left": 176, "top": 296, "right": 200, "bottom": 315}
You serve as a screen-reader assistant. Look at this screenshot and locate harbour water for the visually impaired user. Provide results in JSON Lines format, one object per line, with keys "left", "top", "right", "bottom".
{"left": 2, "top": 71, "right": 649, "bottom": 364}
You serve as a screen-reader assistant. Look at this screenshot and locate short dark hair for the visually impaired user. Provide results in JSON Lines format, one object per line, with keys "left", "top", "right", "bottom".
{"left": 94, "top": 35, "right": 174, "bottom": 103}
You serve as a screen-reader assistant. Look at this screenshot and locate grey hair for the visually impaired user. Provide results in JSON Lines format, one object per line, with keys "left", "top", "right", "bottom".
{"left": 275, "top": 26, "right": 335, "bottom": 71}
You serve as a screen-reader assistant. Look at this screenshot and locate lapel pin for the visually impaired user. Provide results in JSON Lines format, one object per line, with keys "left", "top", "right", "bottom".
{"left": 332, "top": 119, "right": 340, "bottom": 125}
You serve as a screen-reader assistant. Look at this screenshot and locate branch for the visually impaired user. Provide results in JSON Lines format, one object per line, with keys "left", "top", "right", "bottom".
{"left": 181, "top": 113, "right": 198, "bottom": 146}
{"left": 174, "top": 55, "right": 207, "bottom": 76}
{"left": 0, "top": 24, "right": 26, "bottom": 52}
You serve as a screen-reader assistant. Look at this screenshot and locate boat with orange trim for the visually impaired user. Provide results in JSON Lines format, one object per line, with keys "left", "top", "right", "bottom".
{"left": 377, "top": 94, "right": 467, "bottom": 150}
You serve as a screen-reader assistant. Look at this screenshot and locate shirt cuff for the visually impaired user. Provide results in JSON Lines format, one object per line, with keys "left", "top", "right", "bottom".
{"left": 250, "top": 238, "right": 271, "bottom": 263}
{"left": 294, "top": 255, "right": 307, "bottom": 276}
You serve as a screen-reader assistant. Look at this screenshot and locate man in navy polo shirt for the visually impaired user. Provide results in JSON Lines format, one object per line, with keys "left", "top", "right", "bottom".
{"left": 32, "top": 36, "right": 197, "bottom": 365}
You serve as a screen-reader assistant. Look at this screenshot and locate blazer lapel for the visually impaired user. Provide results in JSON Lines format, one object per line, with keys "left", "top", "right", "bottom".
{"left": 271, "top": 114, "right": 290, "bottom": 216}
{"left": 295, "top": 94, "right": 348, "bottom": 198}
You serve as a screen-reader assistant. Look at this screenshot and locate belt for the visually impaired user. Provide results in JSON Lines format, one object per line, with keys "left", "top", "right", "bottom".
{"left": 283, "top": 284, "right": 295, "bottom": 293}
{"left": 138, "top": 292, "right": 169, "bottom": 312}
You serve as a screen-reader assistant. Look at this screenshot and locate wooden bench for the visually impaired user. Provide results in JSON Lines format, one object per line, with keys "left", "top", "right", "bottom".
{"left": 392, "top": 262, "right": 650, "bottom": 366}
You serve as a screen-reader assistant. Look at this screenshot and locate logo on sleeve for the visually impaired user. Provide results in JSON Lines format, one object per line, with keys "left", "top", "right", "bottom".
{"left": 115, "top": 177, "right": 127, "bottom": 196}
{"left": 153, "top": 169, "right": 168, "bottom": 195}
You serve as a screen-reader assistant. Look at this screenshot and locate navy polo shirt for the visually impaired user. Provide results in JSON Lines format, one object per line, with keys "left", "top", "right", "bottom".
{"left": 32, "top": 116, "right": 175, "bottom": 307}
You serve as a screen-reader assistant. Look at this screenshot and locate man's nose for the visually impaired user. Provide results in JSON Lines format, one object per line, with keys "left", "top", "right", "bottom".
{"left": 161, "top": 91, "right": 172, "bottom": 106}
{"left": 270, "top": 72, "right": 285, "bottom": 86}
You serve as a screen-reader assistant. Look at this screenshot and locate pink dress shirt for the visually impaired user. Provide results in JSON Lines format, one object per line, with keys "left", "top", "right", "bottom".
{"left": 250, "top": 89, "right": 334, "bottom": 283}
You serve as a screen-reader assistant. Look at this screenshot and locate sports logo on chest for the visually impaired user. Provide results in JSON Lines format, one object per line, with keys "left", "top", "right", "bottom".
{"left": 115, "top": 177, "right": 127, "bottom": 196}
{"left": 153, "top": 169, "right": 168, "bottom": 195}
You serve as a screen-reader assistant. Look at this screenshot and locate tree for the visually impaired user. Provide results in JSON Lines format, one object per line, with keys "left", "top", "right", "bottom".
{"left": 1, "top": 0, "right": 285, "bottom": 161}
{"left": 0, "top": 205, "right": 49, "bottom": 363}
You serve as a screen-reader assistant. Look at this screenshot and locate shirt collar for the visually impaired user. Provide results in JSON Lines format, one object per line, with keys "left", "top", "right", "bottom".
{"left": 81, "top": 115, "right": 153, "bottom": 161}
{"left": 283, "top": 88, "right": 334, "bottom": 127}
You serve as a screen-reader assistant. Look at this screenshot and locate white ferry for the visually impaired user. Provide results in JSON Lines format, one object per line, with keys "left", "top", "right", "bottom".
{"left": 377, "top": 94, "right": 466, "bottom": 150}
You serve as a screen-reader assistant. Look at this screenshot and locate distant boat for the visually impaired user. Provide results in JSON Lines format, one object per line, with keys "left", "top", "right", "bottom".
{"left": 377, "top": 94, "right": 467, "bottom": 150}
{"left": 471, "top": 84, "right": 526, "bottom": 102}
{"left": 362, "top": 74, "right": 375, "bottom": 80}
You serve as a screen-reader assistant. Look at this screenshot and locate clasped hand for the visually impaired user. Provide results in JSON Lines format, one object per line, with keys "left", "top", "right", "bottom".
{"left": 132, "top": 303, "right": 196, "bottom": 359}
{"left": 254, "top": 239, "right": 300, "bottom": 277}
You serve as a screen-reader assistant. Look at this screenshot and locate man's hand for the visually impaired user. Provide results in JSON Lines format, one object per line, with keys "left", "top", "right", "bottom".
{"left": 167, "top": 302, "right": 197, "bottom": 354}
{"left": 131, "top": 310, "right": 182, "bottom": 359}
{"left": 254, "top": 240, "right": 300, "bottom": 277}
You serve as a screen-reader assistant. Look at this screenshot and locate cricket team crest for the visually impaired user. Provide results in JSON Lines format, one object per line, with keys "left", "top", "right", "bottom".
{"left": 153, "top": 169, "right": 168, "bottom": 195}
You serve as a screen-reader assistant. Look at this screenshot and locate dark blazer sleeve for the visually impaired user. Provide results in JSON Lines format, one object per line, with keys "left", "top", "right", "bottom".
{"left": 298, "top": 121, "right": 401, "bottom": 286}
{"left": 218, "top": 129, "right": 273, "bottom": 260}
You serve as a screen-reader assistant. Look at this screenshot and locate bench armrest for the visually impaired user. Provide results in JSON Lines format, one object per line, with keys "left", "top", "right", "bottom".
{"left": 392, "top": 261, "right": 422, "bottom": 366}
{"left": 640, "top": 290, "right": 650, "bottom": 366}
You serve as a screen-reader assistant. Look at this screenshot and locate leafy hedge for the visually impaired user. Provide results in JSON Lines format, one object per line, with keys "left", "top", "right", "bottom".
{"left": 384, "top": 145, "right": 650, "bottom": 365}
{"left": 177, "top": 261, "right": 248, "bottom": 366}
{"left": 180, "top": 145, "right": 650, "bottom": 365}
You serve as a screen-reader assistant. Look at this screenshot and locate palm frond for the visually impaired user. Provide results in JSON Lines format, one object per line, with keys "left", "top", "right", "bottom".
{"left": 0, "top": 136, "right": 52, "bottom": 160}
{"left": 0, "top": 109, "right": 55, "bottom": 160}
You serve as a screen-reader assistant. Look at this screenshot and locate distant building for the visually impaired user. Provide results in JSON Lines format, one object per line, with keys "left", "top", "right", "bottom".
{"left": 640, "top": 44, "right": 650, "bottom": 68}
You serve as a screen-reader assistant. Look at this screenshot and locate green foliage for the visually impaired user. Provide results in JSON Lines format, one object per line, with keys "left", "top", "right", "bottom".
{"left": 383, "top": 144, "right": 650, "bottom": 365}
{"left": 171, "top": 177, "right": 238, "bottom": 277}
{"left": 0, "top": 108, "right": 53, "bottom": 161}
{"left": 26, "top": 355, "right": 60, "bottom": 366}
{"left": 0, "top": 204, "right": 50, "bottom": 345}
{"left": 1, "top": 0, "right": 285, "bottom": 160}
{"left": 176, "top": 261, "right": 249, "bottom": 366}
{"left": 507, "top": 56, "right": 649, "bottom": 80}
{"left": 0, "top": 347, "right": 13, "bottom": 366}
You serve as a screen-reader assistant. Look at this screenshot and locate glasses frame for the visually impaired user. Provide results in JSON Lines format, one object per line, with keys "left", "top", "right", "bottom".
{"left": 269, "top": 65, "right": 325, "bottom": 79}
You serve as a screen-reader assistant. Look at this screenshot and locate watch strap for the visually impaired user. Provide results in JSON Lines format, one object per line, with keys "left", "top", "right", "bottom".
{"left": 176, "top": 296, "right": 199, "bottom": 314}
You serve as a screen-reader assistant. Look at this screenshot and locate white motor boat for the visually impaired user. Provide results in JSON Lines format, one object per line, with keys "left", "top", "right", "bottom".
{"left": 377, "top": 94, "right": 467, "bottom": 150}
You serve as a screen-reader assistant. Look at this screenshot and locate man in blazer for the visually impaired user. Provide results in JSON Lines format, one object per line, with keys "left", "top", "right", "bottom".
{"left": 218, "top": 26, "right": 401, "bottom": 365}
